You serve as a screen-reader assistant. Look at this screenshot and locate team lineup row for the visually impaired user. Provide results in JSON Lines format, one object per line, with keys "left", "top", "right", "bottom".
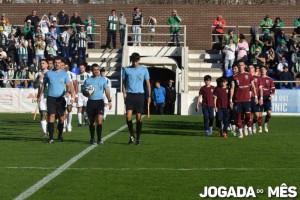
{"left": 195, "top": 61, "right": 275, "bottom": 138}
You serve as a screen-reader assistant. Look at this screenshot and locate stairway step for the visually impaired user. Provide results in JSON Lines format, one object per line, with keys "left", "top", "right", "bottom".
{"left": 188, "top": 71, "right": 223, "bottom": 78}
{"left": 189, "top": 50, "right": 220, "bottom": 54}
{"left": 188, "top": 62, "right": 223, "bottom": 69}
{"left": 189, "top": 53, "right": 222, "bottom": 60}
{"left": 87, "top": 61, "right": 121, "bottom": 68}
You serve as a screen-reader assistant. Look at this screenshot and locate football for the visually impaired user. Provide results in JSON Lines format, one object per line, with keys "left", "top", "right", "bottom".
{"left": 82, "top": 84, "right": 95, "bottom": 97}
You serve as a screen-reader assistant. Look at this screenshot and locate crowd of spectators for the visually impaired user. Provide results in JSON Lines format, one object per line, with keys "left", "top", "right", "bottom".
{"left": 213, "top": 14, "right": 300, "bottom": 89}
{"left": 0, "top": 10, "right": 96, "bottom": 88}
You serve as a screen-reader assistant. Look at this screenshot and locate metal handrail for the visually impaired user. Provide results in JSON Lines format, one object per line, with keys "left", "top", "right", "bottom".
{"left": 125, "top": 24, "right": 187, "bottom": 47}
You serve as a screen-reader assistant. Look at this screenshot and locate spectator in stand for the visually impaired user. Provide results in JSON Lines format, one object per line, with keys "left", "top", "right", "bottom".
{"left": 293, "top": 16, "right": 300, "bottom": 34}
{"left": 46, "top": 39, "right": 58, "bottom": 57}
{"left": 292, "top": 59, "right": 300, "bottom": 87}
{"left": 34, "top": 35, "right": 46, "bottom": 67}
{"left": 260, "top": 14, "right": 273, "bottom": 35}
{"left": 14, "top": 66, "right": 29, "bottom": 88}
{"left": 250, "top": 36, "right": 264, "bottom": 57}
{"left": 279, "top": 66, "right": 293, "bottom": 89}
{"left": 58, "top": 9, "right": 70, "bottom": 33}
{"left": 48, "top": 12, "right": 55, "bottom": 25}
{"left": 167, "top": 9, "right": 181, "bottom": 47}
{"left": 0, "top": 14, "right": 10, "bottom": 25}
{"left": 265, "top": 48, "right": 276, "bottom": 70}
{"left": 23, "top": 20, "right": 35, "bottom": 41}
{"left": 272, "top": 17, "right": 284, "bottom": 42}
{"left": 277, "top": 57, "right": 289, "bottom": 73}
{"left": 39, "top": 14, "right": 50, "bottom": 35}
{"left": 250, "top": 48, "right": 266, "bottom": 68}
{"left": 52, "top": 18, "right": 60, "bottom": 36}
{"left": 288, "top": 31, "right": 300, "bottom": 53}
{"left": 1, "top": 19, "right": 12, "bottom": 38}
{"left": 61, "top": 26, "right": 72, "bottom": 62}
{"left": 76, "top": 26, "right": 87, "bottom": 61}
{"left": 83, "top": 15, "right": 96, "bottom": 49}
{"left": 46, "top": 26, "right": 58, "bottom": 47}
{"left": 106, "top": 10, "right": 118, "bottom": 49}
{"left": 236, "top": 34, "right": 249, "bottom": 62}
{"left": 153, "top": 80, "right": 166, "bottom": 115}
{"left": 119, "top": 12, "right": 126, "bottom": 46}
{"left": 132, "top": 7, "right": 144, "bottom": 46}
{"left": 275, "top": 39, "right": 289, "bottom": 61}
{"left": 146, "top": 16, "right": 157, "bottom": 46}
{"left": 224, "top": 28, "right": 237, "bottom": 45}
{"left": 33, "top": 26, "right": 45, "bottom": 40}
{"left": 223, "top": 38, "right": 235, "bottom": 71}
{"left": 165, "top": 79, "right": 176, "bottom": 115}
{"left": 70, "top": 12, "right": 83, "bottom": 32}
{"left": 24, "top": 10, "right": 40, "bottom": 28}
{"left": 16, "top": 33, "right": 28, "bottom": 67}
{"left": 275, "top": 29, "right": 287, "bottom": 48}
{"left": 212, "top": 15, "right": 226, "bottom": 44}
{"left": 291, "top": 46, "right": 300, "bottom": 68}
{"left": 0, "top": 26, "right": 8, "bottom": 48}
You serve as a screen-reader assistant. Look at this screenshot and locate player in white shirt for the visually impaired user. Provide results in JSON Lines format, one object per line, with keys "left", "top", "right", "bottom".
{"left": 34, "top": 59, "right": 49, "bottom": 136}
{"left": 75, "top": 64, "right": 90, "bottom": 126}
{"left": 62, "top": 61, "right": 77, "bottom": 132}
{"left": 100, "top": 68, "right": 112, "bottom": 121}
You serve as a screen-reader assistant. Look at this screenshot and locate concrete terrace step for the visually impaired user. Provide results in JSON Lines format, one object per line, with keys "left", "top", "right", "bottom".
{"left": 188, "top": 81, "right": 218, "bottom": 89}
{"left": 188, "top": 71, "right": 223, "bottom": 78}
{"left": 188, "top": 62, "right": 223, "bottom": 69}
{"left": 87, "top": 61, "right": 122, "bottom": 68}
{"left": 189, "top": 53, "right": 223, "bottom": 60}
{"left": 87, "top": 57, "right": 121, "bottom": 63}
{"left": 188, "top": 50, "right": 221, "bottom": 54}
{"left": 188, "top": 58, "right": 222, "bottom": 63}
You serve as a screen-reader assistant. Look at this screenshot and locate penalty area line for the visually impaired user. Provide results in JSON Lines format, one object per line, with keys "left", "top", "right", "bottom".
{"left": 13, "top": 123, "right": 128, "bottom": 200}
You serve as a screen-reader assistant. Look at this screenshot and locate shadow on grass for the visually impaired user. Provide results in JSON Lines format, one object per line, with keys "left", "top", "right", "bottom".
{"left": 143, "top": 120, "right": 205, "bottom": 136}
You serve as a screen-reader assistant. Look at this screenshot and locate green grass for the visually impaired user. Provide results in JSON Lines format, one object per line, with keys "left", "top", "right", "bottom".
{"left": 0, "top": 114, "right": 299, "bottom": 199}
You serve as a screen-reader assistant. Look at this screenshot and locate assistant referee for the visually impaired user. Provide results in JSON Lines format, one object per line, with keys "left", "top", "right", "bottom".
{"left": 38, "top": 56, "right": 75, "bottom": 143}
{"left": 122, "top": 52, "right": 151, "bottom": 145}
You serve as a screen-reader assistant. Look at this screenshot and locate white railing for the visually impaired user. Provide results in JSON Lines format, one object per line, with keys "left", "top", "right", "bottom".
{"left": 124, "top": 25, "right": 187, "bottom": 47}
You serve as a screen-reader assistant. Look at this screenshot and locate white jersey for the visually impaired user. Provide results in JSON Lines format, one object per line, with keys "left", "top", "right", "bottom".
{"left": 76, "top": 72, "right": 90, "bottom": 93}
{"left": 67, "top": 71, "right": 77, "bottom": 83}
{"left": 34, "top": 71, "right": 48, "bottom": 99}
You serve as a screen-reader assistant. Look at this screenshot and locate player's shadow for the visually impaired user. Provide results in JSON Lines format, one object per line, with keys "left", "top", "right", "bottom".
{"left": 143, "top": 120, "right": 205, "bottom": 136}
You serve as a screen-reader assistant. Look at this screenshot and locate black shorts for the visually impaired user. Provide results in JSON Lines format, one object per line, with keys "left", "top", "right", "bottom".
{"left": 87, "top": 99, "right": 104, "bottom": 119}
{"left": 47, "top": 96, "right": 66, "bottom": 117}
{"left": 234, "top": 101, "right": 251, "bottom": 114}
{"left": 125, "top": 93, "right": 145, "bottom": 114}
{"left": 263, "top": 96, "right": 272, "bottom": 112}
{"left": 251, "top": 97, "right": 262, "bottom": 113}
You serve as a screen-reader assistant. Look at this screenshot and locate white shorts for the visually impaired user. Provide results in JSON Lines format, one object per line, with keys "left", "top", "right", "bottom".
{"left": 77, "top": 93, "right": 88, "bottom": 108}
{"left": 65, "top": 95, "right": 73, "bottom": 107}
{"left": 39, "top": 98, "right": 47, "bottom": 112}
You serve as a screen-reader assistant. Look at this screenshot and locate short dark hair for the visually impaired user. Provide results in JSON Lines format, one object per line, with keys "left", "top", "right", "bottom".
{"left": 130, "top": 52, "right": 140, "bottom": 62}
{"left": 92, "top": 63, "right": 99, "bottom": 69}
{"left": 46, "top": 57, "right": 54, "bottom": 63}
{"left": 54, "top": 56, "right": 62, "bottom": 61}
{"left": 204, "top": 75, "right": 211, "bottom": 81}
{"left": 100, "top": 68, "right": 105, "bottom": 72}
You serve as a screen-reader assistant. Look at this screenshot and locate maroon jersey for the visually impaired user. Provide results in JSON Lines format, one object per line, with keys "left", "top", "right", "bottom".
{"left": 251, "top": 75, "right": 263, "bottom": 98}
{"left": 232, "top": 72, "right": 253, "bottom": 102}
{"left": 261, "top": 76, "right": 275, "bottom": 96}
{"left": 199, "top": 85, "right": 215, "bottom": 107}
{"left": 214, "top": 87, "right": 229, "bottom": 109}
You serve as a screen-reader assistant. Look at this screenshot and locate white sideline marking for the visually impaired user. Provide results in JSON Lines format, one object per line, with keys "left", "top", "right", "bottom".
{"left": 13, "top": 123, "right": 128, "bottom": 200}
{"left": 6, "top": 167, "right": 300, "bottom": 171}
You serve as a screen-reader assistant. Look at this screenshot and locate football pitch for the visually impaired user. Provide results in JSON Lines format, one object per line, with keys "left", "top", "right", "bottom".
{"left": 0, "top": 113, "right": 299, "bottom": 199}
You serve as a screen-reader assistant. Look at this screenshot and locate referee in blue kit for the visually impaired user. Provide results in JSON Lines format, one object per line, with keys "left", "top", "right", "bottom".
{"left": 122, "top": 53, "right": 151, "bottom": 145}
{"left": 84, "top": 64, "right": 112, "bottom": 145}
{"left": 38, "top": 56, "right": 75, "bottom": 143}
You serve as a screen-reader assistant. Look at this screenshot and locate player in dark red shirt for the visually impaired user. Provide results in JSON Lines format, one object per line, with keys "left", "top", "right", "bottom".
{"left": 196, "top": 75, "right": 215, "bottom": 135}
{"left": 214, "top": 77, "right": 230, "bottom": 138}
{"left": 249, "top": 65, "right": 264, "bottom": 133}
{"left": 230, "top": 60, "right": 258, "bottom": 138}
{"left": 260, "top": 66, "right": 275, "bottom": 132}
